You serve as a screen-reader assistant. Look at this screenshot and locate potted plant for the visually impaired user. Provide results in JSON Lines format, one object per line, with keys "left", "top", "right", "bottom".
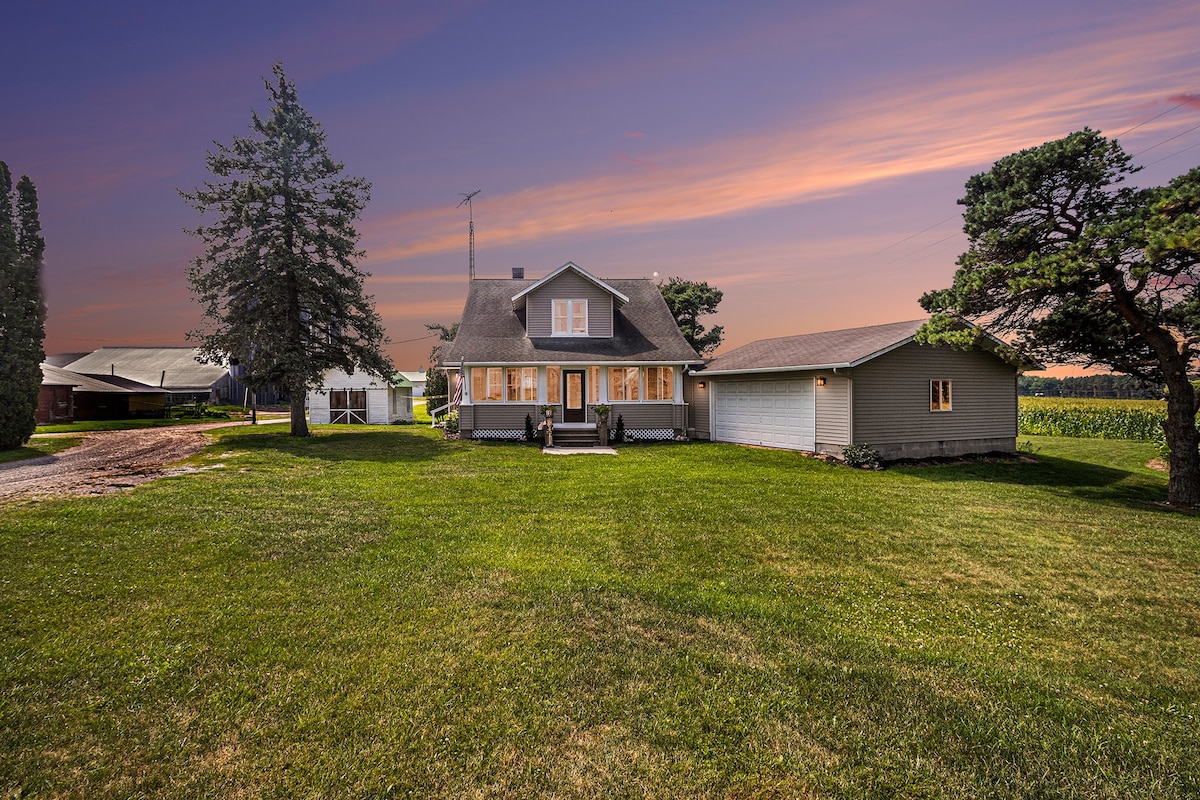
{"left": 540, "top": 404, "right": 556, "bottom": 418}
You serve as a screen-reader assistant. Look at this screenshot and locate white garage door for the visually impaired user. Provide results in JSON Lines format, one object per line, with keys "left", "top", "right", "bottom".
{"left": 712, "top": 379, "right": 816, "bottom": 451}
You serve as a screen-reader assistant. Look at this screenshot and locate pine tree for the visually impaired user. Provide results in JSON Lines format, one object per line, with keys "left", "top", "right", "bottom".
{"left": 180, "top": 64, "right": 392, "bottom": 436}
{"left": 0, "top": 163, "right": 47, "bottom": 450}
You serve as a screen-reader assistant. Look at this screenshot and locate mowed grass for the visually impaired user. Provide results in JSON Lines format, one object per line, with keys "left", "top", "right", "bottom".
{"left": 2, "top": 428, "right": 1198, "bottom": 798}
{"left": 0, "top": 435, "right": 86, "bottom": 464}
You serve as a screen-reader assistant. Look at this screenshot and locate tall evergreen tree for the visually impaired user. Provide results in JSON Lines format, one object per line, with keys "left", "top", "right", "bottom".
{"left": 181, "top": 65, "right": 392, "bottom": 436}
{"left": 0, "top": 163, "right": 47, "bottom": 450}
{"left": 658, "top": 277, "right": 723, "bottom": 356}
{"left": 919, "top": 129, "right": 1200, "bottom": 506}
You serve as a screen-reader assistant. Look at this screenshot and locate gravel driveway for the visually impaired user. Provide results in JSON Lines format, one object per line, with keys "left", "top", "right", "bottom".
{"left": 0, "top": 420, "right": 279, "bottom": 501}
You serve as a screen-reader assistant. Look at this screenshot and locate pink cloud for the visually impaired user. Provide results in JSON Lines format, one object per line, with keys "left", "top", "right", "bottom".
{"left": 1167, "top": 94, "right": 1200, "bottom": 111}
{"left": 365, "top": 3, "right": 1199, "bottom": 267}
{"left": 624, "top": 131, "right": 646, "bottom": 139}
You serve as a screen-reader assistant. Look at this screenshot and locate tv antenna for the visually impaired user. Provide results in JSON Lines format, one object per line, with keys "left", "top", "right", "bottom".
{"left": 457, "top": 189, "right": 481, "bottom": 280}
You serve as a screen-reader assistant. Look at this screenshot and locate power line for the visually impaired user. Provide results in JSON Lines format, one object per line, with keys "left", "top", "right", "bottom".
{"left": 1112, "top": 99, "right": 1189, "bottom": 139}
{"left": 870, "top": 215, "right": 956, "bottom": 255}
{"left": 1133, "top": 121, "right": 1200, "bottom": 157}
{"left": 1145, "top": 136, "right": 1200, "bottom": 168}
{"left": 885, "top": 232, "right": 960, "bottom": 265}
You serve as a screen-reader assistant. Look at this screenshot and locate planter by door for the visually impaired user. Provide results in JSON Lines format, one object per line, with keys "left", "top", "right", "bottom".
{"left": 564, "top": 370, "right": 586, "bottom": 423}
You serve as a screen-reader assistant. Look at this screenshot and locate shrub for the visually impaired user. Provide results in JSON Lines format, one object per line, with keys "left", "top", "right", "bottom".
{"left": 842, "top": 444, "right": 882, "bottom": 469}
{"left": 444, "top": 411, "right": 459, "bottom": 435}
{"left": 613, "top": 414, "right": 625, "bottom": 444}
{"left": 524, "top": 414, "right": 536, "bottom": 443}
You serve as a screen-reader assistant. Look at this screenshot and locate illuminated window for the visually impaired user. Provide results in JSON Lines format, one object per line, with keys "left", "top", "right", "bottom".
{"left": 547, "top": 366, "right": 561, "bottom": 403}
{"left": 552, "top": 299, "right": 588, "bottom": 335}
{"left": 588, "top": 366, "right": 599, "bottom": 403}
{"left": 930, "top": 380, "right": 952, "bottom": 412}
{"left": 645, "top": 367, "right": 674, "bottom": 400}
{"left": 471, "top": 367, "right": 503, "bottom": 402}
{"left": 609, "top": 367, "right": 640, "bottom": 401}
{"left": 505, "top": 367, "right": 537, "bottom": 402}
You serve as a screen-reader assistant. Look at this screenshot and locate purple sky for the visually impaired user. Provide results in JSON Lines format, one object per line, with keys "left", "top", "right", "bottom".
{"left": 4, "top": 1, "right": 1198, "bottom": 375}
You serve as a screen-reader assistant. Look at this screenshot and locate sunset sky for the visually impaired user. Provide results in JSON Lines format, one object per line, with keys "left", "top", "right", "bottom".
{"left": 4, "top": 1, "right": 1198, "bottom": 374}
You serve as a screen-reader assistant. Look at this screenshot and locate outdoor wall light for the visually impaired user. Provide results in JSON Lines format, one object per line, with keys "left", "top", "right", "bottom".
{"left": 698, "top": 381, "right": 706, "bottom": 389}
{"left": 816, "top": 376, "right": 827, "bottom": 386}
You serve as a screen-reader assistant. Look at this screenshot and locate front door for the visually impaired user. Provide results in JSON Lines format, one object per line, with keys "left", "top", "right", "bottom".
{"left": 564, "top": 370, "right": 586, "bottom": 422}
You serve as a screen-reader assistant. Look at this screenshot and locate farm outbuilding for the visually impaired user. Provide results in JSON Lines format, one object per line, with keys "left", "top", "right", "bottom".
{"left": 38, "top": 363, "right": 167, "bottom": 423}
{"left": 687, "top": 319, "right": 1031, "bottom": 461}
{"left": 307, "top": 369, "right": 413, "bottom": 425}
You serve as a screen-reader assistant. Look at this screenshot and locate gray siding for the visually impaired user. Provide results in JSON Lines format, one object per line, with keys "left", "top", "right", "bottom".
{"left": 526, "top": 272, "right": 614, "bottom": 338}
{"left": 470, "top": 404, "right": 538, "bottom": 431}
{"left": 607, "top": 402, "right": 679, "bottom": 430}
{"left": 814, "top": 373, "right": 851, "bottom": 450}
{"left": 685, "top": 375, "right": 711, "bottom": 439}
{"left": 851, "top": 342, "right": 1017, "bottom": 457}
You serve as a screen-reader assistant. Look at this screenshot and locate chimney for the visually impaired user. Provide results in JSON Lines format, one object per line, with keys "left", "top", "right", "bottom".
{"left": 512, "top": 267, "right": 524, "bottom": 279}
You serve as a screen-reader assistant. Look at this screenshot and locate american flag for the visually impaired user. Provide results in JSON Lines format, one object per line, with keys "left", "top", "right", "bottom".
{"left": 452, "top": 371, "right": 463, "bottom": 407}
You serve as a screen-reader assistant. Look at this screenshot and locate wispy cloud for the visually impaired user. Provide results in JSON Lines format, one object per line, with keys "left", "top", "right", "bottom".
{"left": 366, "top": 5, "right": 1198, "bottom": 265}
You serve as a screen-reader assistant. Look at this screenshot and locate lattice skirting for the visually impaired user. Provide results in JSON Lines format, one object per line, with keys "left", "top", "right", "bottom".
{"left": 471, "top": 429, "right": 525, "bottom": 441}
{"left": 613, "top": 428, "right": 675, "bottom": 442}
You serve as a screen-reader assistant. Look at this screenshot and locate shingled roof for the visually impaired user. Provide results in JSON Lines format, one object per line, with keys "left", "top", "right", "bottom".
{"left": 442, "top": 277, "right": 701, "bottom": 365}
{"left": 700, "top": 319, "right": 929, "bottom": 374}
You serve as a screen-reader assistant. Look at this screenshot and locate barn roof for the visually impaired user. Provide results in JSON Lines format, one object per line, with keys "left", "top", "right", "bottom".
{"left": 40, "top": 363, "right": 164, "bottom": 394}
{"left": 60, "top": 347, "right": 228, "bottom": 391}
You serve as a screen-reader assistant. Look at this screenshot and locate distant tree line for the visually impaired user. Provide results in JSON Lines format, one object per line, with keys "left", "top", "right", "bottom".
{"left": 1018, "top": 374, "right": 1165, "bottom": 399}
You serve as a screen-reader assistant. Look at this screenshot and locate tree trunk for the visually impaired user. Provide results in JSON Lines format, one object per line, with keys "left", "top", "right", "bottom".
{"left": 1162, "top": 373, "right": 1200, "bottom": 507}
{"left": 290, "top": 382, "right": 309, "bottom": 437}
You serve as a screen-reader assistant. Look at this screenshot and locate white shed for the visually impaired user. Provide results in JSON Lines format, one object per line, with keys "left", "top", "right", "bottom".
{"left": 308, "top": 369, "right": 413, "bottom": 425}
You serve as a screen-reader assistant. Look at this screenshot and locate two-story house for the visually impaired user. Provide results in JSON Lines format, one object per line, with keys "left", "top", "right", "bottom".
{"left": 441, "top": 262, "right": 702, "bottom": 442}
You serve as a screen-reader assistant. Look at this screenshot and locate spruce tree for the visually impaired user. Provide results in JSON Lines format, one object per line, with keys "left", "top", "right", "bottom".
{"left": 181, "top": 64, "right": 392, "bottom": 436}
{"left": 0, "top": 163, "right": 47, "bottom": 450}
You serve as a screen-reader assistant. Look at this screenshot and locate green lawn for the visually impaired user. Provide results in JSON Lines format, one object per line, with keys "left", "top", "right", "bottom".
{"left": 2, "top": 429, "right": 1197, "bottom": 798}
{"left": 0, "top": 435, "right": 85, "bottom": 464}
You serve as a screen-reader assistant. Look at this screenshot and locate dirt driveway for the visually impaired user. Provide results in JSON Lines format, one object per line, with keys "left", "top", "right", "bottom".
{"left": 0, "top": 420, "right": 282, "bottom": 501}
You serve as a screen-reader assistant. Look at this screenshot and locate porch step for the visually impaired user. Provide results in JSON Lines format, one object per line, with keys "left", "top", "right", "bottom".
{"left": 549, "top": 427, "right": 601, "bottom": 448}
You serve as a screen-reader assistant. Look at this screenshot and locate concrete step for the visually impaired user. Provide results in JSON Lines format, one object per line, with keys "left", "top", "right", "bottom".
{"left": 549, "top": 427, "right": 601, "bottom": 447}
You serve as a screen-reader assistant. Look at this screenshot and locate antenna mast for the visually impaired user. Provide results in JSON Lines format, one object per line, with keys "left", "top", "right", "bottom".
{"left": 457, "top": 189, "right": 481, "bottom": 280}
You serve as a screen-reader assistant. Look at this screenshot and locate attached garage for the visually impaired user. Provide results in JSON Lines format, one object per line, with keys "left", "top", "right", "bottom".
{"left": 690, "top": 319, "right": 1033, "bottom": 460}
{"left": 711, "top": 378, "right": 816, "bottom": 451}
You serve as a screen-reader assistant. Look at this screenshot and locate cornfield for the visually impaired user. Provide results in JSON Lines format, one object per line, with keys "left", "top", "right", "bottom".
{"left": 1018, "top": 397, "right": 1166, "bottom": 441}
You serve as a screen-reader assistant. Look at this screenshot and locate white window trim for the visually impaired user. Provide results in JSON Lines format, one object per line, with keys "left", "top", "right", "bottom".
{"left": 552, "top": 299, "right": 589, "bottom": 336}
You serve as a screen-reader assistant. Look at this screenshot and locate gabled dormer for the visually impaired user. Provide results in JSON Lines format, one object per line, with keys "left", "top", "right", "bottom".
{"left": 510, "top": 262, "right": 630, "bottom": 339}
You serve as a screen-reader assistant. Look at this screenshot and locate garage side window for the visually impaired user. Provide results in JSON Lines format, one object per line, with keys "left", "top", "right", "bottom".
{"left": 930, "top": 379, "right": 952, "bottom": 412}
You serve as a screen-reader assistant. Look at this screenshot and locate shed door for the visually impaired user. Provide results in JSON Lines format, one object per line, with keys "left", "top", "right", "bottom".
{"left": 330, "top": 389, "right": 368, "bottom": 424}
{"left": 712, "top": 379, "right": 815, "bottom": 451}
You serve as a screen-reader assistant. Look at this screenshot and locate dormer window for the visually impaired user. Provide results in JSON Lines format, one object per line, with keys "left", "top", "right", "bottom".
{"left": 553, "top": 299, "right": 588, "bottom": 336}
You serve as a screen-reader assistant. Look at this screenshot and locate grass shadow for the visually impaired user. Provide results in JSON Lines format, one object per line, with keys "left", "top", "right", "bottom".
{"left": 213, "top": 426, "right": 464, "bottom": 464}
{"left": 895, "top": 453, "right": 1173, "bottom": 509}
